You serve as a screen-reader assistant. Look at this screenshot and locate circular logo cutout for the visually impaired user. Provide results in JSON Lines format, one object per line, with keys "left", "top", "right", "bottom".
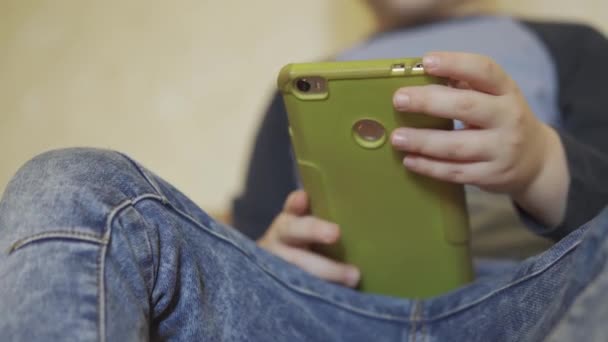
{"left": 352, "top": 119, "right": 386, "bottom": 149}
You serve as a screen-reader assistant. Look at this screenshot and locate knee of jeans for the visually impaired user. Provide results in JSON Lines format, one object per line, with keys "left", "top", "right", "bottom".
{"left": 1, "top": 148, "right": 161, "bottom": 246}
{"left": 12, "top": 147, "right": 158, "bottom": 195}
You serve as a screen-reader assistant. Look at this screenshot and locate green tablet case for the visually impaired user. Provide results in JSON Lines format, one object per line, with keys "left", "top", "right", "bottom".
{"left": 278, "top": 58, "right": 473, "bottom": 298}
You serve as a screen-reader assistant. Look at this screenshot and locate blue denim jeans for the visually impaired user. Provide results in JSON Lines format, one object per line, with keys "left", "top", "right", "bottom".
{"left": 0, "top": 148, "right": 607, "bottom": 341}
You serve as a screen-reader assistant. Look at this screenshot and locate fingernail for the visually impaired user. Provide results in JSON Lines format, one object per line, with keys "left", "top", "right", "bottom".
{"left": 393, "top": 93, "right": 410, "bottom": 110}
{"left": 323, "top": 228, "right": 337, "bottom": 242}
{"left": 346, "top": 267, "right": 360, "bottom": 287}
{"left": 423, "top": 55, "right": 439, "bottom": 69}
{"left": 391, "top": 131, "right": 407, "bottom": 146}
{"left": 403, "top": 157, "right": 416, "bottom": 167}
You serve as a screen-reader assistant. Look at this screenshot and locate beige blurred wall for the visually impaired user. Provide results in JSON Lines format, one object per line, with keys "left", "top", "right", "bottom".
{"left": 0, "top": 0, "right": 606, "bottom": 214}
{"left": 0, "top": 0, "right": 374, "bottom": 214}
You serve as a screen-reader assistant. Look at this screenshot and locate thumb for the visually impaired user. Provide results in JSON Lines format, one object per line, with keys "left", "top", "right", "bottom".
{"left": 283, "top": 190, "right": 310, "bottom": 216}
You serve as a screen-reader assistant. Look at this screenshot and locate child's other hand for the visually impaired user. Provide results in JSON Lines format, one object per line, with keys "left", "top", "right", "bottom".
{"left": 258, "top": 190, "right": 360, "bottom": 287}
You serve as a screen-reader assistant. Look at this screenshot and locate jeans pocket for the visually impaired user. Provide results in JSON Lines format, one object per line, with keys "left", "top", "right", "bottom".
{"left": 7, "top": 230, "right": 106, "bottom": 254}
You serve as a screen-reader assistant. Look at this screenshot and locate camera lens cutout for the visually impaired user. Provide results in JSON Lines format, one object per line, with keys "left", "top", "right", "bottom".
{"left": 296, "top": 79, "right": 312, "bottom": 92}
{"left": 292, "top": 76, "right": 327, "bottom": 97}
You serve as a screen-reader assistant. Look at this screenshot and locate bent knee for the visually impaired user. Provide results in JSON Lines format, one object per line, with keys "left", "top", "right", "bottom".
{"left": 7, "top": 147, "right": 157, "bottom": 198}
{"left": 0, "top": 148, "right": 161, "bottom": 245}
{"left": 13, "top": 148, "right": 133, "bottom": 184}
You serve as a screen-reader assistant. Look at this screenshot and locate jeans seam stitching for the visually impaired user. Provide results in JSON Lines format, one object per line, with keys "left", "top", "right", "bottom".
{"left": 160, "top": 199, "right": 414, "bottom": 323}
{"left": 96, "top": 235, "right": 104, "bottom": 342}
{"left": 124, "top": 204, "right": 159, "bottom": 297}
{"left": 99, "top": 193, "right": 164, "bottom": 342}
{"left": 422, "top": 317, "right": 429, "bottom": 342}
{"left": 255, "top": 261, "right": 412, "bottom": 322}
{"left": 7, "top": 231, "right": 106, "bottom": 254}
{"left": 541, "top": 218, "right": 608, "bottom": 335}
{"left": 545, "top": 262, "right": 605, "bottom": 339}
{"left": 115, "top": 152, "right": 169, "bottom": 204}
{"left": 115, "top": 151, "right": 168, "bottom": 296}
{"left": 139, "top": 213, "right": 158, "bottom": 297}
{"left": 423, "top": 237, "right": 584, "bottom": 322}
{"left": 409, "top": 301, "right": 421, "bottom": 342}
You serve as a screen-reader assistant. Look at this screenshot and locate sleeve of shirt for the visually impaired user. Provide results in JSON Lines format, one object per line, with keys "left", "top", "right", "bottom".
{"left": 522, "top": 22, "right": 608, "bottom": 240}
{"left": 231, "top": 92, "right": 298, "bottom": 240}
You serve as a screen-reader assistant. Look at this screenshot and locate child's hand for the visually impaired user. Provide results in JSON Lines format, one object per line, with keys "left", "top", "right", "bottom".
{"left": 258, "top": 190, "right": 360, "bottom": 287}
{"left": 391, "top": 52, "right": 569, "bottom": 226}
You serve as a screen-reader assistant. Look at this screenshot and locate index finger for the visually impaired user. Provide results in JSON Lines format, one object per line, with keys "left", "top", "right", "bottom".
{"left": 278, "top": 216, "right": 340, "bottom": 246}
{"left": 422, "top": 52, "right": 514, "bottom": 96}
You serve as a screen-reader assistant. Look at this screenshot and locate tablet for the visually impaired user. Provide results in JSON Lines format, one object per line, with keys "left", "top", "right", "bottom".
{"left": 278, "top": 58, "right": 473, "bottom": 298}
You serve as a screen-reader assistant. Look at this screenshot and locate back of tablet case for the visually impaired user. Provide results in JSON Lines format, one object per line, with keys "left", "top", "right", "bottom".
{"left": 278, "top": 58, "right": 473, "bottom": 298}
